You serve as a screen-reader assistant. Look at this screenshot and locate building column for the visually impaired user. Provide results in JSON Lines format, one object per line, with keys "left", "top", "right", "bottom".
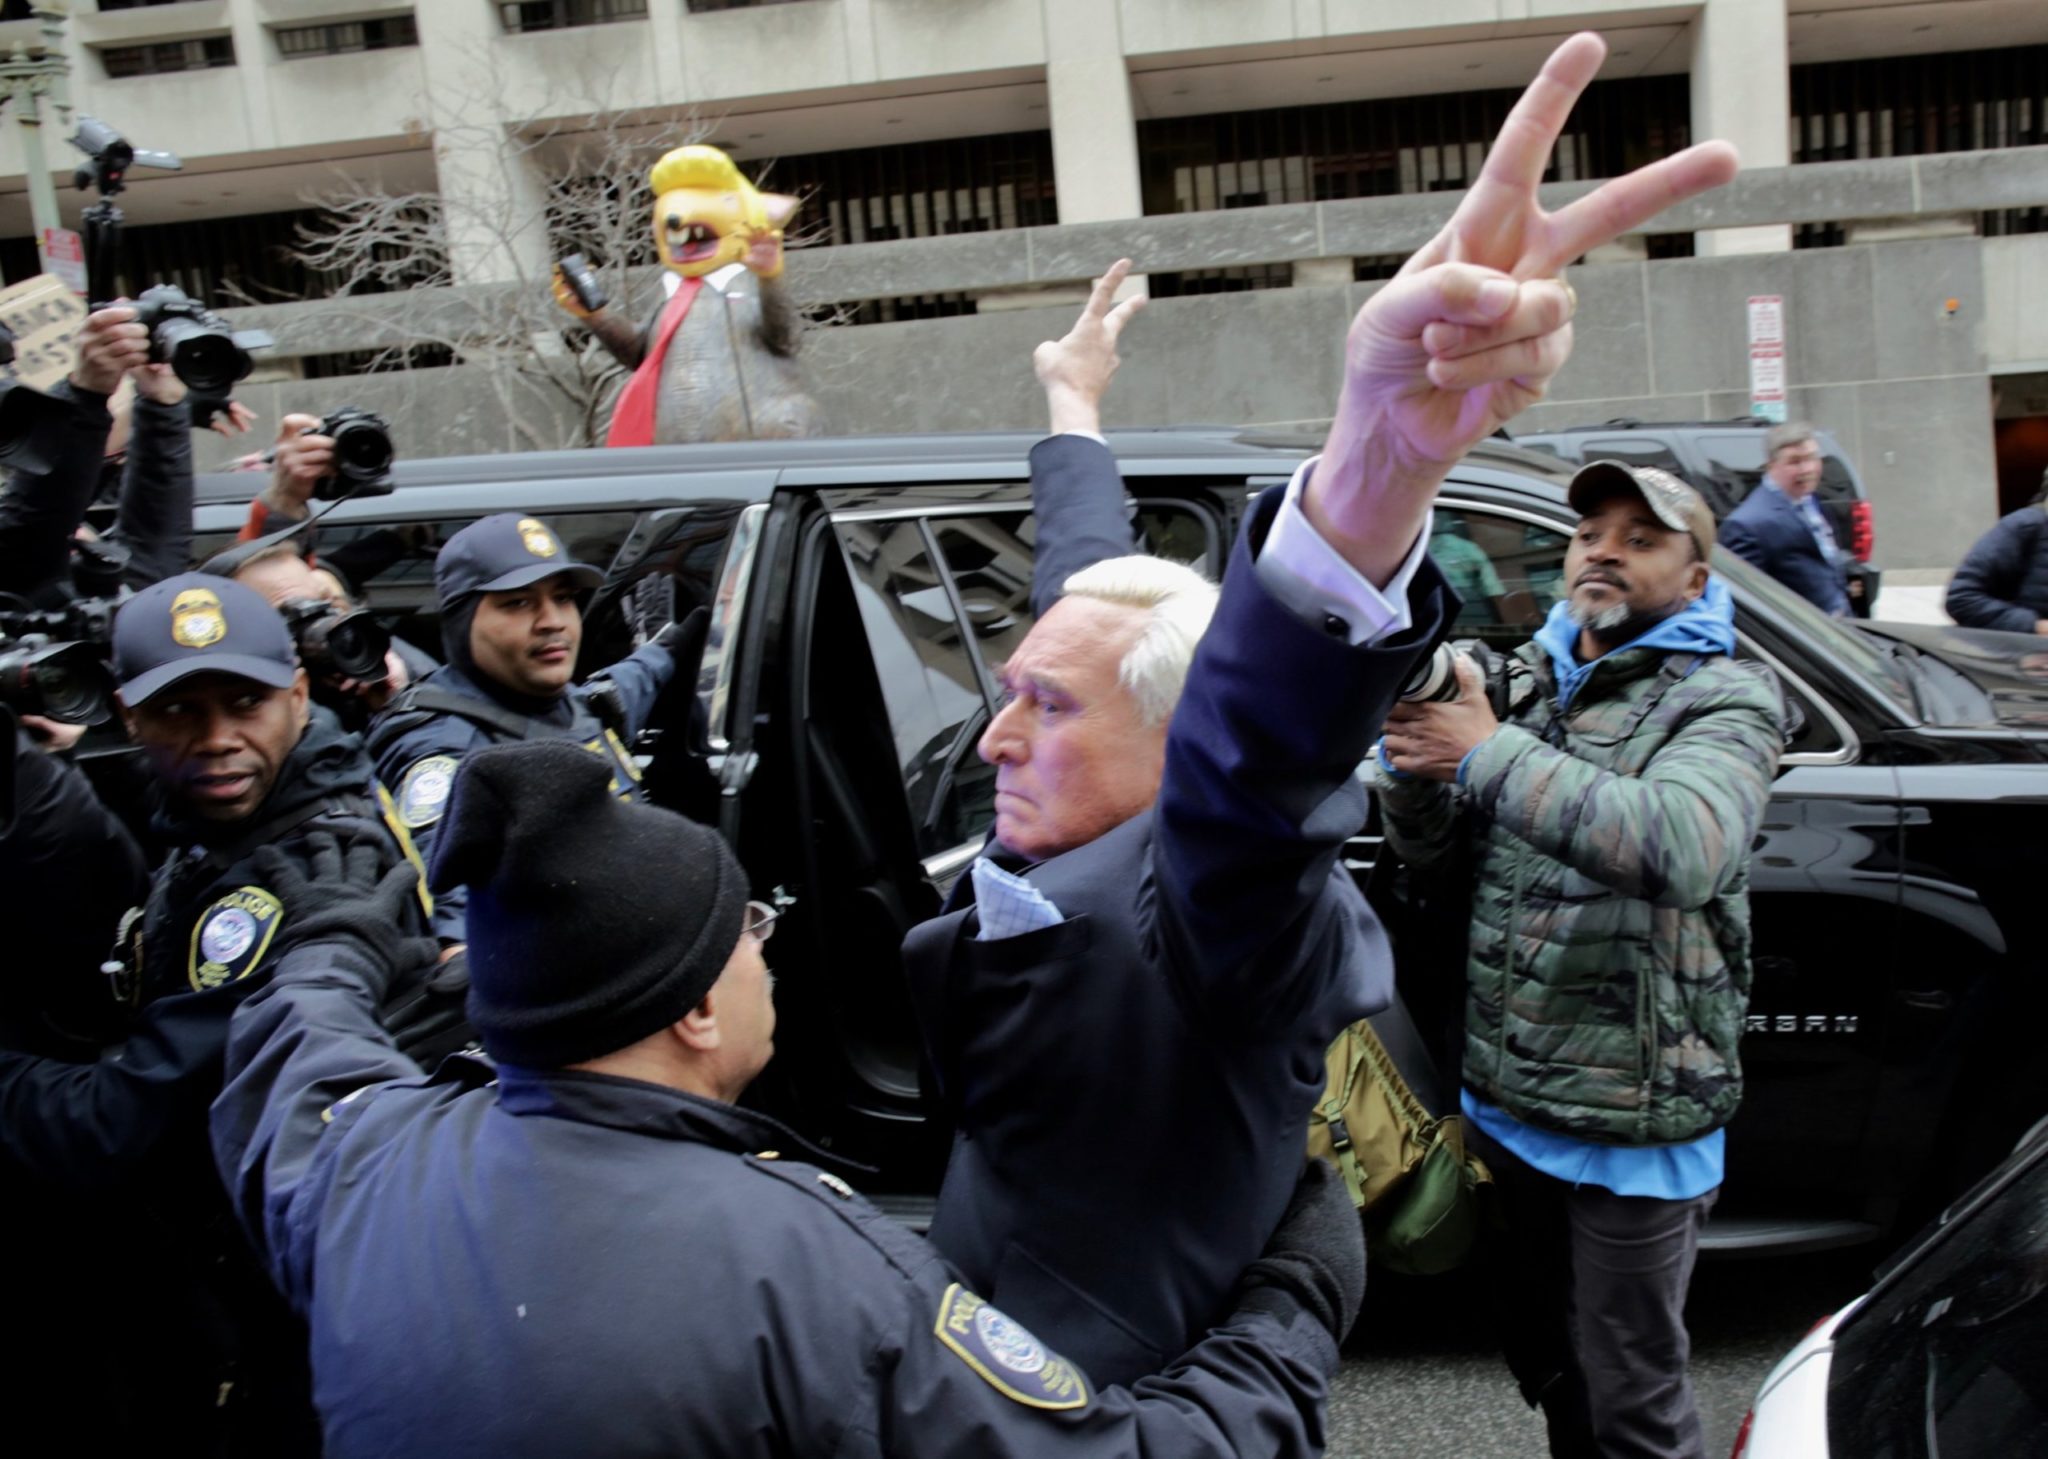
{"left": 1689, "top": 0, "right": 1791, "bottom": 256}
{"left": 1042, "top": 0, "right": 1143, "bottom": 226}
{"left": 416, "top": 1, "right": 552, "bottom": 286}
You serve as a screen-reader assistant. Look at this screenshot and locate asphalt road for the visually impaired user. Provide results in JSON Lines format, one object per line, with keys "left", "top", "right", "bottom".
{"left": 1325, "top": 1246, "right": 1881, "bottom": 1457}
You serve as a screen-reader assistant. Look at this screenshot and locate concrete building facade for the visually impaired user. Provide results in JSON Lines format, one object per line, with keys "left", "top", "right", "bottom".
{"left": 0, "top": 0, "right": 2044, "bottom": 567}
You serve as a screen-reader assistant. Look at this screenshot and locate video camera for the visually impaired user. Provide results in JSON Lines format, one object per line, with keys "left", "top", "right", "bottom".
{"left": 66, "top": 118, "right": 274, "bottom": 389}
{"left": 0, "top": 540, "right": 129, "bottom": 726}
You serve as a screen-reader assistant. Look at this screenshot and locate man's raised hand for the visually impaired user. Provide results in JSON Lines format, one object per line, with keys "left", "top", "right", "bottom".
{"left": 1307, "top": 32, "right": 1740, "bottom": 584}
{"left": 1033, "top": 257, "right": 1146, "bottom": 436}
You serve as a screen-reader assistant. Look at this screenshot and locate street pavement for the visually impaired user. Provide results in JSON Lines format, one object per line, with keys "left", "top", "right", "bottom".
{"left": 1325, "top": 1246, "right": 1881, "bottom": 1457}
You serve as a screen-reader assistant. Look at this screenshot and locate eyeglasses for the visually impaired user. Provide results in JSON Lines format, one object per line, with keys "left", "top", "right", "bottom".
{"left": 743, "top": 899, "right": 783, "bottom": 945}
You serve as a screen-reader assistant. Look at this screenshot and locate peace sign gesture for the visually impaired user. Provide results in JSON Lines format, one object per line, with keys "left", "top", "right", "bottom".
{"left": 1033, "top": 257, "right": 1148, "bottom": 436}
{"left": 1305, "top": 32, "right": 1741, "bottom": 585}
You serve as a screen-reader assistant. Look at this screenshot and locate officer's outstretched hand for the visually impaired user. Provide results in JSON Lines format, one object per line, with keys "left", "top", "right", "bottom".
{"left": 1234, "top": 1157, "right": 1366, "bottom": 1343}
{"left": 254, "top": 831, "right": 439, "bottom": 1002}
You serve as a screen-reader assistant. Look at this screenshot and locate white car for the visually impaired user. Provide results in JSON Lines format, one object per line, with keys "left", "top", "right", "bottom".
{"left": 1731, "top": 1115, "right": 2048, "bottom": 1458}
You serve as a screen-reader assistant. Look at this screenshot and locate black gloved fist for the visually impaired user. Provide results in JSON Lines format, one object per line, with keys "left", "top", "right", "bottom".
{"left": 651, "top": 604, "right": 710, "bottom": 664}
{"left": 252, "top": 830, "right": 440, "bottom": 1003}
{"left": 1235, "top": 1157, "right": 1366, "bottom": 1343}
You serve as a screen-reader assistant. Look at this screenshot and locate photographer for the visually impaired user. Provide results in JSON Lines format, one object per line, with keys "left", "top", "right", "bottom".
{"left": 1374, "top": 462, "right": 1783, "bottom": 1459}
{"left": 0, "top": 306, "right": 195, "bottom": 602}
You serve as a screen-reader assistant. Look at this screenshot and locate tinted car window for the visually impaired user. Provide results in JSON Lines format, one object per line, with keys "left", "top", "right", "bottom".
{"left": 836, "top": 517, "right": 993, "bottom": 858}
{"left": 1827, "top": 1138, "right": 2048, "bottom": 1457}
{"left": 190, "top": 511, "right": 640, "bottom": 669}
{"left": 1432, "top": 506, "right": 1568, "bottom": 649}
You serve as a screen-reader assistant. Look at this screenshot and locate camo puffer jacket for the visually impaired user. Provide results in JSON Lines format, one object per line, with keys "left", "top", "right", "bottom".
{"left": 1375, "top": 642, "right": 1783, "bottom": 1145}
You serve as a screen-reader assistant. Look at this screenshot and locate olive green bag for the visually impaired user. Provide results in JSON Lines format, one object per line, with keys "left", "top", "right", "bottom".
{"left": 1305, "top": 1018, "right": 1492, "bottom": 1276}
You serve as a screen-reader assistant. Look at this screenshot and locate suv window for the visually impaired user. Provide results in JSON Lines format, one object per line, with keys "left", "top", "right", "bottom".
{"left": 1432, "top": 506, "right": 1568, "bottom": 650}
{"left": 190, "top": 510, "right": 641, "bottom": 670}
{"left": 1826, "top": 1138, "right": 2048, "bottom": 1457}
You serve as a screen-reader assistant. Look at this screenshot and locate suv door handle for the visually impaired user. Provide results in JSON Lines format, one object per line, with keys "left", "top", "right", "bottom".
{"left": 1897, "top": 990, "right": 1954, "bottom": 1013}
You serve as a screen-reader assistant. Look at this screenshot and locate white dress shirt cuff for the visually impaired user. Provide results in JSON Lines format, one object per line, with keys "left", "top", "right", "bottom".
{"left": 1253, "top": 455, "right": 1428, "bottom": 646}
{"left": 1057, "top": 429, "right": 1109, "bottom": 446}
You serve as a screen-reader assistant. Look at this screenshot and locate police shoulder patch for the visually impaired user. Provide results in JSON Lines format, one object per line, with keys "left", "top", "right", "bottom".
{"left": 398, "top": 755, "right": 460, "bottom": 829}
{"left": 189, "top": 887, "right": 285, "bottom": 992}
{"left": 933, "top": 1284, "right": 1090, "bottom": 1411}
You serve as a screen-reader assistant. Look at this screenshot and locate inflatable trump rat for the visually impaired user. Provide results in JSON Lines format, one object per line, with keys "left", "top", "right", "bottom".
{"left": 555, "top": 144, "right": 825, "bottom": 445}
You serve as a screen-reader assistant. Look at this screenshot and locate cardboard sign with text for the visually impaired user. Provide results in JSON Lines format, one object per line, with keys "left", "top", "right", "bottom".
{"left": 0, "top": 274, "right": 87, "bottom": 392}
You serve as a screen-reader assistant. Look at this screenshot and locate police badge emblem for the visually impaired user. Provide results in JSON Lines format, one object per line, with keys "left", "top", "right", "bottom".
{"left": 398, "top": 755, "right": 459, "bottom": 829}
{"left": 189, "top": 887, "right": 284, "bottom": 991}
{"left": 517, "top": 518, "right": 559, "bottom": 559}
{"left": 932, "top": 1285, "right": 1090, "bottom": 1410}
{"left": 171, "top": 587, "right": 228, "bottom": 649}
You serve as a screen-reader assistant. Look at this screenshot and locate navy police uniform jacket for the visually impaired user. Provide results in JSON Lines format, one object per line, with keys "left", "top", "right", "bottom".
{"left": 902, "top": 435, "right": 1451, "bottom": 1388}
{"left": 0, "top": 709, "right": 428, "bottom": 1189}
{"left": 211, "top": 935, "right": 1344, "bottom": 1458}
{"left": 368, "top": 642, "right": 674, "bottom": 941}
{"left": 1718, "top": 484, "right": 1850, "bottom": 615}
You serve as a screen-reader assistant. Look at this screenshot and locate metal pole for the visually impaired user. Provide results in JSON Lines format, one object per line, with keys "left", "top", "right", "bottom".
{"left": 13, "top": 64, "right": 63, "bottom": 257}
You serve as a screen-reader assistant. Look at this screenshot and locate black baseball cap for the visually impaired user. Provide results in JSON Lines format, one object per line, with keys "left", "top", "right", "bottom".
{"left": 112, "top": 572, "right": 299, "bottom": 705}
{"left": 1567, "top": 460, "right": 1718, "bottom": 558}
{"left": 434, "top": 513, "right": 602, "bottom": 604}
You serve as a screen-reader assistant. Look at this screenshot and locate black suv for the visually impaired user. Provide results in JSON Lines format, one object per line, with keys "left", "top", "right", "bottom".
{"left": 1510, "top": 418, "right": 1881, "bottom": 615}
{"left": 191, "top": 431, "right": 2048, "bottom": 1253}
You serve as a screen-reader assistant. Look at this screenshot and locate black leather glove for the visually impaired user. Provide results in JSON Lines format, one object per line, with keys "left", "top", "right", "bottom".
{"left": 1234, "top": 1158, "right": 1366, "bottom": 1343}
{"left": 252, "top": 830, "right": 440, "bottom": 1004}
{"left": 651, "top": 604, "right": 710, "bottom": 664}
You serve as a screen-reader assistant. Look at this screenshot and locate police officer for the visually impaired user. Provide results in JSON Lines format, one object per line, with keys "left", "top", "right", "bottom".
{"left": 214, "top": 741, "right": 1364, "bottom": 1458}
{"left": 366, "top": 512, "right": 681, "bottom": 945}
{"left": 0, "top": 572, "right": 436, "bottom": 1454}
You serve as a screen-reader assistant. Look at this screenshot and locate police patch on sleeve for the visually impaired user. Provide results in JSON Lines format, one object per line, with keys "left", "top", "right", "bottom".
{"left": 398, "top": 755, "right": 460, "bottom": 829}
{"left": 189, "top": 887, "right": 284, "bottom": 992}
{"left": 933, "top": 1284, "right": 1090, "bottom": 1411}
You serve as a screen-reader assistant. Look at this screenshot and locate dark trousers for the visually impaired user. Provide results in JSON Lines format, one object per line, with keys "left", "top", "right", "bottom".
{"left": 1470, "top": 1123, "right": 1716, "bottom": 1459}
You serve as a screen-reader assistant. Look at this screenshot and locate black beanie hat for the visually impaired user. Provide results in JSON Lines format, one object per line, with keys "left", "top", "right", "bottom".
{"left": 428, "top": 741, "right": 749, "bottom": 1068}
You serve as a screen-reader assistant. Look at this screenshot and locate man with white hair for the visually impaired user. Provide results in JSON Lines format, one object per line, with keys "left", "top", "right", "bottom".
{"left": 903, "top": 261, "right": 1447, "bottom": 1389}
{"left": 905, "top": 33, "right": 1741, "bottom": 1375}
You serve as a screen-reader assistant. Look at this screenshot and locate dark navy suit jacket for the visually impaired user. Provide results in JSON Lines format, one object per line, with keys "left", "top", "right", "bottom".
{"left": 903, "top": 434, "right": 1450, "bottom": 1387}
{"left": 1718, "top": 484, "right": 1848, "bottom": 614}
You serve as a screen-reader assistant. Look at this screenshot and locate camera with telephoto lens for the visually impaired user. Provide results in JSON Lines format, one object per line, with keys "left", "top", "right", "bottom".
{"left": 276, "top": 597, "right": 391, "bottom": 685}
{"left": 307, "top": 406, "right": 395, "bottom": 500}
{"left": 128, "top": 284, "right": 271, "bottom": 397}
{"left": 1398, "top": 637, "right": 1509, "bottom": 715}
{"left": 0, "top": 632, "right": 115, "bottom": 726}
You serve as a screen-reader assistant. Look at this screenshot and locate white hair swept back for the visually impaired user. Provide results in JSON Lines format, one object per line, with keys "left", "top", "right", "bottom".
{"left": 1058, "top": 554, "right": 1220, "bottom": 726}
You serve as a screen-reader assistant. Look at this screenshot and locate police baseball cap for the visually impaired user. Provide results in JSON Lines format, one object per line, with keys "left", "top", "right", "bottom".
{"left": 1567, "top": 460, "right": 1718, "bottom": 558}
{"left": 434, "top": 513, "right": 603, "bottom": 604}
{"left": 112, "top": 572, "right": 299, "bottom": 705}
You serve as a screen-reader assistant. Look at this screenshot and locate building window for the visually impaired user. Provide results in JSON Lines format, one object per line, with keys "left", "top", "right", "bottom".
{"left": 1139, "top": 75, "right": 1690, "bottom": 218}
{"left": 1791, "top": 43, "right": 2047, "bottom": 244}
{"left": 498, "top": 0, "right": 648, "bottom": 33}
{"left": 100, "top": 35, "right": 236, "bottom": 79}
{"left": 94, "top": 1, "right": 188, "bottom": 11}
{"left": 758, "top": 129, "right": 1057, "bottom": 247}
{"left": 276, "top": 16, "right": 419, "bottom": 59}
{"left": 685, "top": 0, "right": 809, "bottom": 11}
